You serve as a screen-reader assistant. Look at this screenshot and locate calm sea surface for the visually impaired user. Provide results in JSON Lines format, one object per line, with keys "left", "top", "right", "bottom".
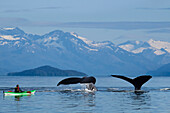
{"left": 0, "top": 76, "right": 170, "bottom": 113}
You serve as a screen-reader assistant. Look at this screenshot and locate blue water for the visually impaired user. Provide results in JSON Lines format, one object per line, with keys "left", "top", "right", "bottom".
{"left": 0, "top": 76, "right": 170, "bottom": 113}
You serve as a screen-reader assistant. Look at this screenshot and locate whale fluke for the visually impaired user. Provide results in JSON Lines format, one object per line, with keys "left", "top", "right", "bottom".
{"left": 80, "top": 76, "right": 96, "bottom": 84}
{"left": 57, "top": 76, "right": 96, "bottom": 86}
{"left": 57, "top": 77, "right": 82, "bottom": 86}
{"left": 111, "top": 75, "right": 152, "bottom": 90}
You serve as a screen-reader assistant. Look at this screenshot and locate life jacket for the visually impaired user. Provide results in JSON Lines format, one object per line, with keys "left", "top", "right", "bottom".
{"left": 15, "top": 86, "right": 20, "bottom": 92}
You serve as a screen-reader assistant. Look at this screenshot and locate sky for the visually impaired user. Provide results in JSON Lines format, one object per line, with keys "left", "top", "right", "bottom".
{"left": 0, "top": 0, "right": 170, "bottom": 44}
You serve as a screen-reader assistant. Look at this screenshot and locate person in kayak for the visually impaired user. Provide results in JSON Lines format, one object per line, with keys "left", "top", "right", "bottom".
{"left": 15, "top": 84, "right": 23, "bottom": 93}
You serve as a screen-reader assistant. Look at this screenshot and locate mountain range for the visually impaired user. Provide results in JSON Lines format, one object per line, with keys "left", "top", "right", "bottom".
{"left": 147, "top": 63, "right": 170, "bottom": 76}
{"left": 0, "top": 27, "right": 169, "bottom": 76}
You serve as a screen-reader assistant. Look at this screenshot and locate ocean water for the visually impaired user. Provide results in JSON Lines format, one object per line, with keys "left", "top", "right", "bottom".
{"left": 0, "top": 76, "right": 170, "bottom": 113}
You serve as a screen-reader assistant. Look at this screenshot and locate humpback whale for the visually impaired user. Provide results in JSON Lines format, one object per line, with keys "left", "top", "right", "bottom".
{"left": 111, "top": 75, "right": 152, "bottom": 90}
{"left": 57, "top": 76, "right": 97, "bottom": 91}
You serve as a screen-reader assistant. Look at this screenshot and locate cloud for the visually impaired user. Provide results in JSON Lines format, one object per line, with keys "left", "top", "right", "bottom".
{"left": 48, "top": 22, "right": 170, "bottom": 30}
{"left": 158, "top": 8, "right": 170, "bottom": 10}
{"left": 137, "top": 7, "right": 170, "bottom": 10}
{"left": 0, "top": 17, "right": 28, "bottom": 23}
{"left": 0, "top": 17, "right": 31, "bottom": 27}
{"left": 37, "top": 6, "right": 61, "bottom": 10}
{"left": 1, "top": 18, "right": 170, "bottom": 31}
{"left": 147, "top": 29, "right": 170, "bottom": 33}
{"left": 2, "top": 9, "right": 30, "bottom": 13}
{"left": 1, "top": 6, "right": 61, "bottom": 13}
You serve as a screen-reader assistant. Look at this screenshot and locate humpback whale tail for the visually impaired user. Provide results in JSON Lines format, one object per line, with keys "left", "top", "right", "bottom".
{"left": 57, "top": 76, "right": 97, "bottom": 91}
{"left": 57, "top": 77, "right": 82, "bottom": 86}
{"left": 111, "top": 75, "right": 152, "bottom": 90}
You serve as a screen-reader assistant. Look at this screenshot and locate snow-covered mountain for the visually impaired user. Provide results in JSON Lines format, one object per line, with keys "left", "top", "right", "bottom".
{"left": 0, "top": 27, "right": 169, "bottom": 75}
{"left": 118, "top": 39, "right": 170, "bottom": 65}
{"left": 118, "top": 39, "right": 170, "bottom": 55}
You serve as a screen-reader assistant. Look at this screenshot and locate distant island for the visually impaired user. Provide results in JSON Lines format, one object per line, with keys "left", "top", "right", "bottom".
{"left": 147, "top": 63, "right": 170, "bottom": 76}
{"left": 7, "top": 65, "right": 87, "bottom": 76}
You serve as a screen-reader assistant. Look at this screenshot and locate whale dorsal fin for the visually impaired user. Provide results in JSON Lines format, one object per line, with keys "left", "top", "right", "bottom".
{"left": 111, "top": 75, "right": 152, "bottom": 90}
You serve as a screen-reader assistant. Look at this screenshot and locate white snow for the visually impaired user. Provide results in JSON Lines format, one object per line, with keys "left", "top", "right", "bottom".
{"left": 71, "top": 32, "right": 92, "bottom": 45}
{"left": 119, "top": 39, "right": 170, "bottom": 55}
{"left": 115, "top": 48, "right": 119, "bottom": 52}
{"left": 14, "top": 41, "right": 20, "bottom": 46}
{"left": 131, "top": 46, "right": 167, "bottom": 55}
{"left": 71, "top": 38, "right": 78, "bottom": 45}
{"left": 132, "top": 47, "right": 147, "bottom": 53}
{"left": 3, "top": 28, "right": 15, "bottom": 30}
{"left": 45, "top": 41, "right": 64, "bottom": 48}
{"left": 71, "top": 32, "right": 113, "bottom": 50}
{"left": 22, "top": 38, "right": 26, "bottom": 40}
{"left": 0, "top": 41, "right": 8, "bottom": 45}
{"left": 0, "top": 35, "right": 20, "bottom": 40}
{"left": 71, "top": 32, "right": 107, "bottom": 51}
{"left": 84, "top": 46, "right": 98, "bottom": 51}
{"left": 79, "top": 47, "right": 83, "bottom": 50}
{"left": 154, "top": 49, "right": 166, "bottom": 55}
{"left": 49, "top": 37, "right": 59, "bottom": 41}
{"left": 91, "top": 42, "right": 110, "bottom": 47}
{"left": 42, "top": 37, "right": 59, "bottom": 43}
{"left": 106, "top": 46, "right": 113, "bottom": 50}
{"left": 78, "top": 36, "right": 92, "bottom": 44}
{"left": 135, "top": 41, "right": 140, "bottom": 44}
{"left": 119, "top": 44, "right": 134, "bottom": 52}
{"left": 0, "top": 38, "right": 4, "bottom": 40}
{"left": 148, "top": 39, "right": 170, "bottom": 53}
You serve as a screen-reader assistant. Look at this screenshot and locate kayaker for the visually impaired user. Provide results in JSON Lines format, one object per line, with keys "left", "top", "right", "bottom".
{"left": 15, "top": 84, "right": 23, "bottom": 93}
